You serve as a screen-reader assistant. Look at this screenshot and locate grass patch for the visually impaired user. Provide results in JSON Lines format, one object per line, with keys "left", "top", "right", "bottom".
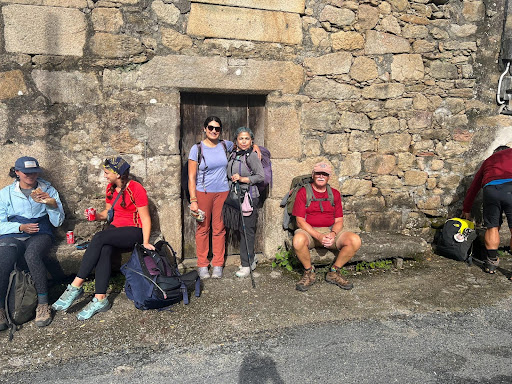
{"left": 354, "top": 259, "right": 393, "bottom": 272}
{"left": 271, "top": 246, "right": 301, "bottom": 272}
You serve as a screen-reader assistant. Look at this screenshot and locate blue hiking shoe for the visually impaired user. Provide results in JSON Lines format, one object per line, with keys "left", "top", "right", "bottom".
{"left": 52, "top": 284, "right": 83, "bottom": 311}
{"left": 76, "top": 297, "right": 111, "bottom": 321}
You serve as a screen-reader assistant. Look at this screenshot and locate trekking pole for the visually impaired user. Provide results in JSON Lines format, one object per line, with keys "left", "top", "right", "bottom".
{"left": 236, "top": 182, "right": 256, "bottom": 289}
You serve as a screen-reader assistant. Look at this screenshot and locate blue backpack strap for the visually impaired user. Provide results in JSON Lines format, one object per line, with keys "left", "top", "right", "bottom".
{"left": 220, "top": 139, "right": 228, "bottom": 158}
{"left": 180, "top": 281, "right": 189, "bottom": 305}
{"left": 196, "top": 142, "right": 204, "bottom": 166}
{"left": 195, "top": 276, "right": 201, "bottom": 297}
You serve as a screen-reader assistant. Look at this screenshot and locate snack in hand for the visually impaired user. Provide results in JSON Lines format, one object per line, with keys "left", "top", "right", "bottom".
{"left": 30, "top": 187, "right": 46, "bottom": 203}
{"left": 189, "top": 205, "right": 205, "bottom": 222}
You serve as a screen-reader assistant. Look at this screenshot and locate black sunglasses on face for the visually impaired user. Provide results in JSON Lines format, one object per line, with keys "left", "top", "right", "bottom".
{"left": 314, "top": 172, "right": 330, "bottom": 177}
{"left": 206, "top": 125, "right": 222, "bottom": 132}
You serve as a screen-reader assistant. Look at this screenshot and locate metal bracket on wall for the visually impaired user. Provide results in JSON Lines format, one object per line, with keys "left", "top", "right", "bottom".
{"left": 497, "top": 62, "right": 512, "bottom": 115}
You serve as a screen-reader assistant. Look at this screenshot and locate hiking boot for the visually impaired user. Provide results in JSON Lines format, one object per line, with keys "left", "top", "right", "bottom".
{"left": 198, "top": 267, "right": 210, "bottom": 280}
{"left": 296, "top": 269, "right": 316, "bottom": 291}
{"left": 76, "top": 297, "right": 111, "bottom": 321}
{"left": 211, "top": 266, "right": 223, "bottom": 279}
{"left": 326, "top": 270, "right": 354, "bottom": 290}
{"left": 236, "top": 266, "right": 251, "bottom": 278}
{"left": 35, "top": 304, "right": 53, "bottom": 327}
{"left": 52, "top": 284, "right": 83, "bottom": 311}
{"left": 0, "top": 308, "right": 7, "bottom": 331}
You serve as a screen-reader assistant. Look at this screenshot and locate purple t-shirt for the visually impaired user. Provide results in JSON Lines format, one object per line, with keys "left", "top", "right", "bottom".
{"left": 189, "top": 140, "right": 234, "bottom": 193}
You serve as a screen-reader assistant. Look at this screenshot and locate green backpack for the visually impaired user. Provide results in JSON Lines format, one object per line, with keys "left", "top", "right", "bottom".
{"left": 281, "top": 174, "right": 335, "bottom": 231}
{"left": 5, "top": 265, "right": 37, "bottom": 340}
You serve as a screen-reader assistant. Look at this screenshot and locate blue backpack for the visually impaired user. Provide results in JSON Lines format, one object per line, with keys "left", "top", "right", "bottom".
{"left": 121, "top": 241, "right": 200, "bottom": 310}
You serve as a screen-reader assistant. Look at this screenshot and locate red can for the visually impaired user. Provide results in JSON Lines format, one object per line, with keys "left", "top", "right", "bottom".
{"left": 66, "top": 231, "right": 75, "bottom": 244}
{"left": 85, "top": 207, "right": 96, "bottom": 221}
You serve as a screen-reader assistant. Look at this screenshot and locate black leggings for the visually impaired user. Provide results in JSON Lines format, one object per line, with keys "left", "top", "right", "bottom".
{"left": 0, "top": 235, "right": 53, "bottom": 303}
{"left": 77, "top": 226, "right": 142, "bottom": 294}
{"left": 240, "top": 197, "right": 259, "bottom": 267}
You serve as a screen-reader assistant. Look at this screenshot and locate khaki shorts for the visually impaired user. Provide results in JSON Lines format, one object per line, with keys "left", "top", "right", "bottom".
{"left": 294, "top": 227, "right": 342, "bottom": 251}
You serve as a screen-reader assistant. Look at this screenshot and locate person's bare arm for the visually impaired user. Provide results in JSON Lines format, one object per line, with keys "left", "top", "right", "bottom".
{"left": 188, "top": 159, "right": 199, "bottom": 212}
{"left": 137, "top": 205, "right": 155, "bottom": 250}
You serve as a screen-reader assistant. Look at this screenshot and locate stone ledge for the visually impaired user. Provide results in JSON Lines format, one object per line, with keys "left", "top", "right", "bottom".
{"left": 305, "top": 232, "right": 429, "bottom": 265}
{"left": 49, "top": 232, "right": 429, "bottom": 276}
{"left": 51, "top": 242, "right": 252, "bottom": 275}
{"left": 103, "top": 55, "right": 304, "bottom": 94}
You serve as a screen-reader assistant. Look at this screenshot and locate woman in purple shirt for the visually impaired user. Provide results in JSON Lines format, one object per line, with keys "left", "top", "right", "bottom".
{"left": 188, "top": 116, "right": 233, "bottom": 279}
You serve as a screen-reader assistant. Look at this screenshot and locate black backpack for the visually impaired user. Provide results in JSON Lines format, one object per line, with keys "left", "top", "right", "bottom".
{"left": 5, "top": 264, "right": 37, "bottom": 340}
{"left": 436, "top": 218, "right": 477, "bottom": 264}
{"left": 280, "top": 175, "right": 335, "bottom": 231}
{"left": 121, "top": 241, "right": 201, "bottom": 310}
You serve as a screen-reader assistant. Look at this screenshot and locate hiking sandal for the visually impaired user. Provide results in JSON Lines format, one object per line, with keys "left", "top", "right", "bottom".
{"left": 484, "top": 258, "right": 499, "bottom": 274}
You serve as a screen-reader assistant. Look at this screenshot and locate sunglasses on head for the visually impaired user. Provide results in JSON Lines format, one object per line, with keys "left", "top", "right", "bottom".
{"left": 314, "top": 172, "right": 330, "bottom": 177}
{"left": 206, "top": 125, "right": 222, "bottom": 132}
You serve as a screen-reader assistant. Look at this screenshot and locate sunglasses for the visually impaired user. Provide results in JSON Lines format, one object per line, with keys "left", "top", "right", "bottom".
{"left": 206, "top": 125, "right": 222, "bottom": 132}
{"left": 314, "top": 172, "right": 330, "bottom": 177}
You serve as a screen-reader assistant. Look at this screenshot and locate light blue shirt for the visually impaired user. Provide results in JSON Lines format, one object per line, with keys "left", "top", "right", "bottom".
{"left": 0, "top": 179, "right": 65, "bottom": 236}
{"left": 189, "top": 141, "right": 234, "bottom": 193}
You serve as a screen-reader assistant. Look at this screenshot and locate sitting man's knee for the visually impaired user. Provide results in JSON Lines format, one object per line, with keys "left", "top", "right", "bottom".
{"left": 339, "top": 232, "right": 362, "bottom": 251}
{"left": 349, "top": 233, "right": 362, "bottom": 250}
{"left": 293, "top": 233, "right": 309, "bottom": 250}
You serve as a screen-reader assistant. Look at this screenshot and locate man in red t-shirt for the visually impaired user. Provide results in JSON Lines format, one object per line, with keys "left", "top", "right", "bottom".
{"left": 292, "top": 162, "right": 361, "bottom": 292}
{"left": 462, "top": 145, "right": 512, "bottom": 274}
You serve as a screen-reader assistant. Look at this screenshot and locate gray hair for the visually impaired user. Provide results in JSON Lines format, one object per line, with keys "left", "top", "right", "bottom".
{"left": 234, "top": 126, "right": 254, "bottom": 141}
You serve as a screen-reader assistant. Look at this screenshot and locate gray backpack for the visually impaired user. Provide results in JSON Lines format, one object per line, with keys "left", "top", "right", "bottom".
{"left": 5, "top": 265, "right": 37, "bottom": 340}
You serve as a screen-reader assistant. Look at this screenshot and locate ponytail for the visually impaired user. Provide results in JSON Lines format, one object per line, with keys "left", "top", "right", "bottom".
{"left": 119, "top": 171, "right": 130, "bottom": 208}
{"left": 9, "top": 167, "right": 18, "bottom": 180}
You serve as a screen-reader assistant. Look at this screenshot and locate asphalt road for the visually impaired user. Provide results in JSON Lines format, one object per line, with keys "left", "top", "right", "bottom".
{"left": 4, "top": 297, "right": 512, "bottom": 384}
{"left": 3, "top": 254, "right": 512, "bottom": 384}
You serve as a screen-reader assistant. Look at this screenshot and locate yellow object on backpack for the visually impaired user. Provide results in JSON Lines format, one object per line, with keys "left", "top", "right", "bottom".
{"left": 436, "top": 217, "right": 477, "bottom": 263}
{"left": 450, "top": 218, "right": 475, "bottom": 232}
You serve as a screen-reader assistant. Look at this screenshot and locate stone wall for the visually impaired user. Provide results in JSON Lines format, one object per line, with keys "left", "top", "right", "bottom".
{"left": 0, "top": 0, "right": 509, "bottom": 259}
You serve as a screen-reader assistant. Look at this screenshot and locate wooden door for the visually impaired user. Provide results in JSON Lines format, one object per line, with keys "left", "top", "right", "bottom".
{"left": 180, "top": 93, "right": 266, "bottom": 260}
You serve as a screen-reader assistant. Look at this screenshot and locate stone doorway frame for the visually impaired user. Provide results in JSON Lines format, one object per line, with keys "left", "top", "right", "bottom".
{"left": 104, "top": 55, "right": 304, "bottom": 259}
{"left": 179, "top": 92, "right": 267, "bottom": 261}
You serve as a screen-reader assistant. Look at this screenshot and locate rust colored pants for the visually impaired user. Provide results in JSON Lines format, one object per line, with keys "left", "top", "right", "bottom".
{"left": 196, "top": 191, "right": 228, "bottom": 267}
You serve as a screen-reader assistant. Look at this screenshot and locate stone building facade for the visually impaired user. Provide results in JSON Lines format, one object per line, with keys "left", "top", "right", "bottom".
{"left": 0, "top": 0, "right": 509, "bottom": 261}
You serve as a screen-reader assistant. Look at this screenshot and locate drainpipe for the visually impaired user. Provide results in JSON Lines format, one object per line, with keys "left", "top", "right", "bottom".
{"left": 497, "top": 0, "right": 512, "bottom": 114}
